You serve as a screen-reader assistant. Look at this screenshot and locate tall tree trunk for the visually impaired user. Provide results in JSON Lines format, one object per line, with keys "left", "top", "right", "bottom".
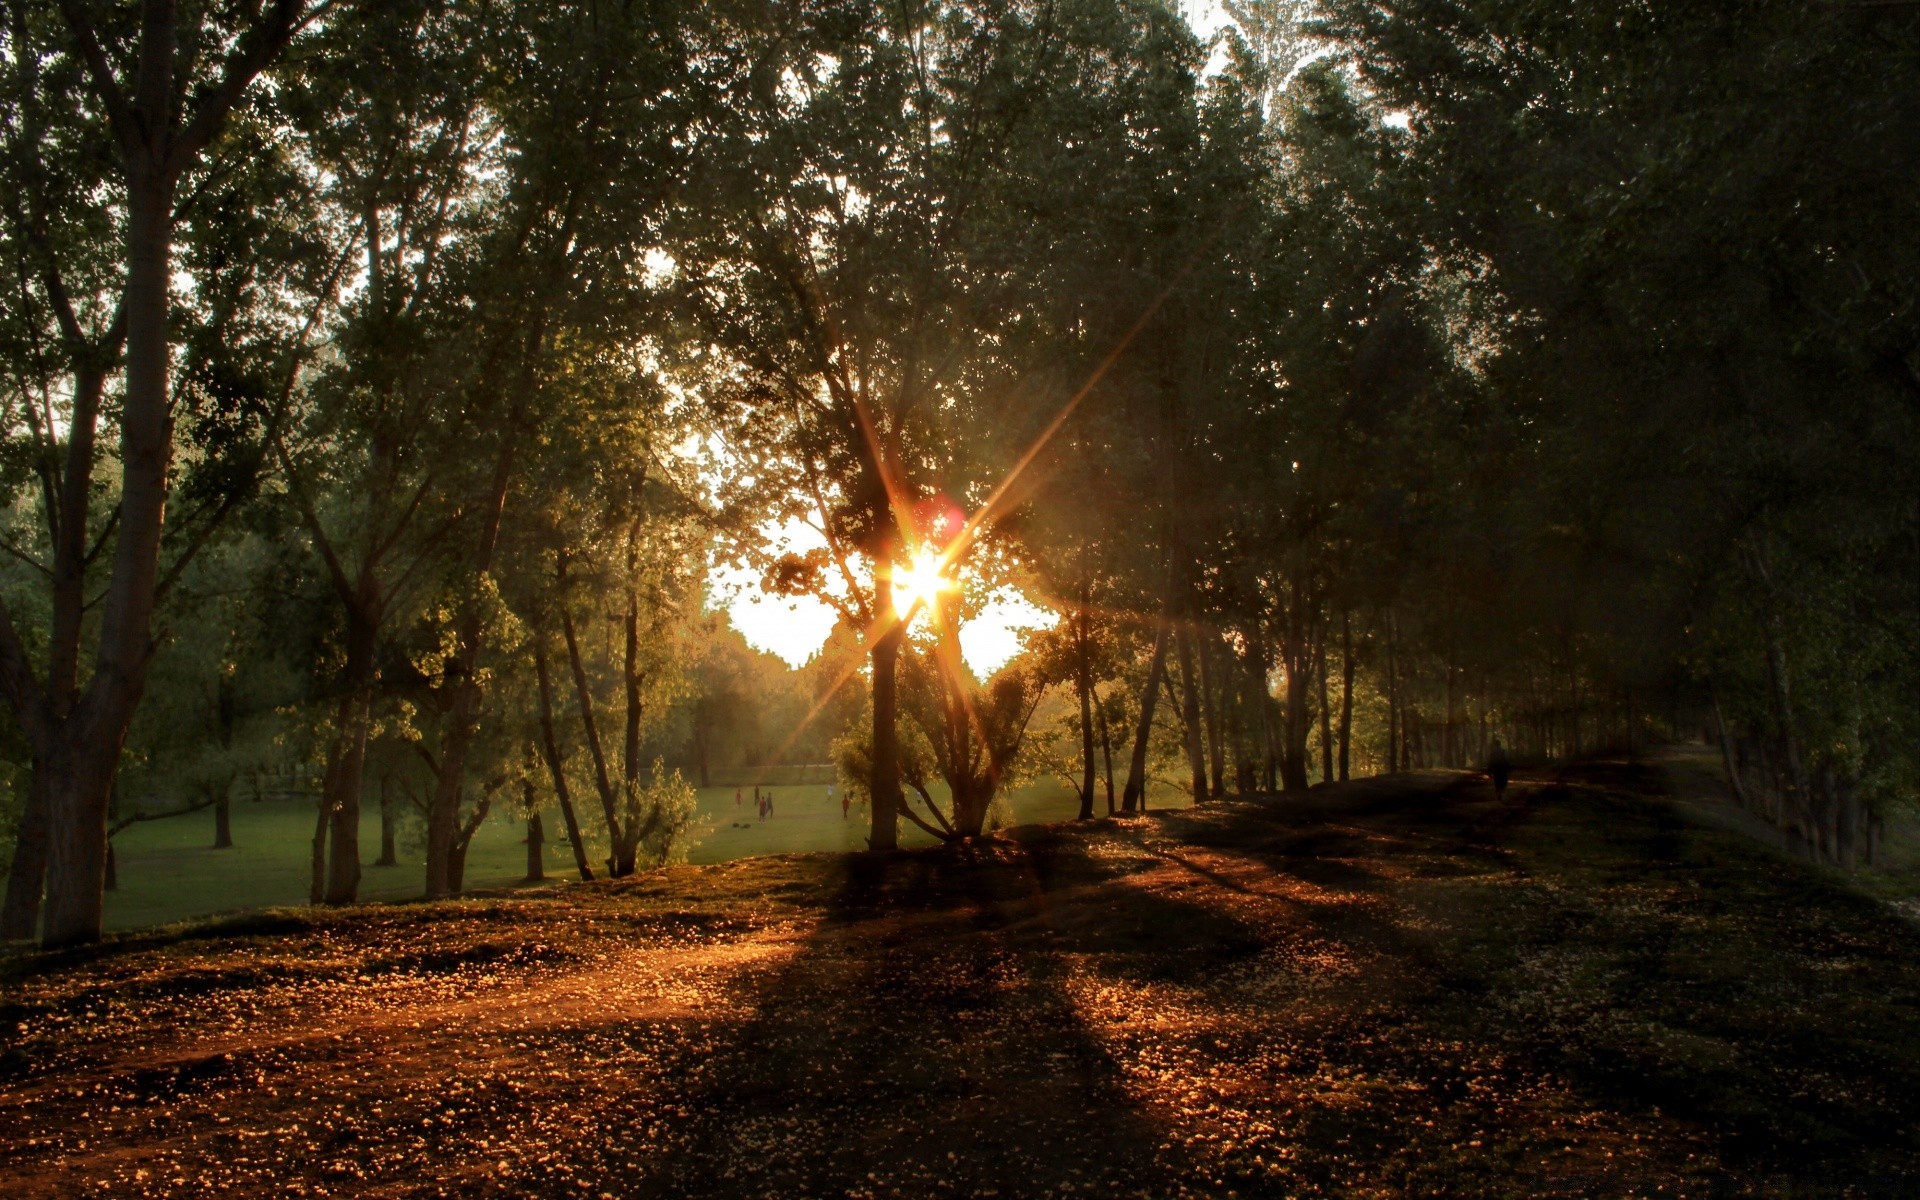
{"left": 1338, "top": 611, "right": 1354, "bottom": 783}
{"left": 425, "top": 442, "right": 514, "bottom": 899}
{"left": 213, "top": 788, "right": 233, "bottom": 849}
{"left": 1199, "top": 632, "right": 1224, "bottom": 797}
{"left": 213, "top": 679, "right": 236, "bottom": 849}
{"left": 1317, "top": 632, "right": 1333, "bottom": 785}
{"left": 1096, "top": 685, "right": 1116, "bottom": 815}
{"left": 376, "top": 774, "right": 398, "bottom": 867}
{"left": 308, "top": 783, "right": 330, "bottom": 905}
{"left": 533, "top": 633, "right": 593, "bottom": 880}
{"left": 1, "top": 766, "right": 49, "bottom": 939}
{"left": 1385, "top": 614, "right": 1399, "bottom": 773}
{"left": 1123, "top": 618, "right": 1172, "bottom": 812}
{"left": 562, "top": 597, "right": 624, "bottom": 872}
{"left": 322, "top": 599, "right": 379, "bottom": 904}
{"left": 1710, "top": 686, "right": 1752, "bottom": 811}
{"left": 1281, "top": 640, "right": 1313, "bottom": 793}
{"left": 523, "top": 777, "right": 545, "bottom": 884}
{"left": 867, "top": 552, "right": 905, "bottom": 852}
{"left": 1076, "top": 586, "right": 1095, "bottom": 820}
{"left": 1175, "top": 626, "right": 1206, "bottom": 801}
{"left": 4, "top": 0, "right": 313, "bottom": 948}
{"left": 613, "top": 508, "right": 648, "bottom": 877}
{"left": 1246, "top": 639, "right": 1277, "bottom": 791}
{"left": 1745, "top": 532, "right": 1810, "bottom": 806}
{"left": 38, "top": 160, "right": 176, "bottom": 947}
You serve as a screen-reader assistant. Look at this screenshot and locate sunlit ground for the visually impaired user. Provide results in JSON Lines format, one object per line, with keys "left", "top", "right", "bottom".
{"left": 9, "top": 765, "right": 1920, "bottom": 1198}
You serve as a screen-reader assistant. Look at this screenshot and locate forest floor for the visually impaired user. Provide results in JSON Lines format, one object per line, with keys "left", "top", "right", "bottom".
{"left": 2, "top": 765, "right": 1919, "bottom": 1199}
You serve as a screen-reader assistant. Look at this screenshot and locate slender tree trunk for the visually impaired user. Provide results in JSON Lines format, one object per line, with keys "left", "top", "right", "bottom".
{"left": 376, "top": 774, "right": 398, "bottom": 866}
{"left": 615, "top": 524, "right": 648, "bottom": 876}
{"left": 1175, "top": 626, "right": 1206, "bottom": 801}
{"left": 38, "top": 162, "right": 176, "bottom": 947}
{"left": 213, "top": 787, "right": 233, "bottom": 849}
{"left": 426, "top": 442, "right": 514, "bottom": 899}
{"left": 322, "top": 600, "right": 378, "bottom": 904}
{"left": 1123, "top": 618, "right": 1172, "bottom": 812}
{"left": 1281, "top": 639, "right": 1313, "bottom": 793}
{"left": 1385, "top": 614, "right": 1399, "bottom": 773}
{"left": 1338, "top": 611, "right": 1354, "bottom": 782}
{"left": 1745, "top": 532, "right": 1810, "bottom": 805}
{"left": 523, "top": 780, "right": 545, "bottom": 884}
{"left": 1199, "top": 632, "right": 1224, "bottom": 797}
{"left": 1, "top": 766, "right": 49, "bottom": 938}
{"left": 533, "top": 633, "right": 593, "bottom": 880}
{"left": 562, "top": 598, "right": 624, "bottom": 872}
{"left": 1096, "top": 685, "right": 1116, "bottom": 815}
{"left": 1076, "top": 592, "right": 1095, "bottom": 821}
{"left": 1317, "top": 632, "right": 1333, "bottom": 785}
{"left": 308, "top": 781, "right": 330, "bottom": 905}
{"left": 869, "top": 560, "right": 904, "bottom": 851}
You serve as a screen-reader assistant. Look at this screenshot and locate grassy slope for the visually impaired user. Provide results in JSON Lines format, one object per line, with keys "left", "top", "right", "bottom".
{"left": 101, "top": 777, "right": 1189, "bottom": 931}
{"left": 2, "top": 764, "right": 1918, "bottom": 1198}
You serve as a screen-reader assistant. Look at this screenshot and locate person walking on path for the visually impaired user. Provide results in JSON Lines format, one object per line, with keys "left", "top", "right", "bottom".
{"left": 1488, "top": 739, "right": 1512, "bottom": 800}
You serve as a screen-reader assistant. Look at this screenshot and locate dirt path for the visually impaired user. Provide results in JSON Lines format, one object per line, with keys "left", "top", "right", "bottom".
{"left": 3, "top": 767, "right": 1919, "bottom": 1198}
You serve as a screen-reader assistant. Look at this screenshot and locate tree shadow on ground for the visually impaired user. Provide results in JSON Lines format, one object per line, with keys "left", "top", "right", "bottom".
{"left": 620, "top": 832, "right": 1273, "bottom": 1198}
{"left": 1131, "top": 769, "right": 1920, "bottom": 1195}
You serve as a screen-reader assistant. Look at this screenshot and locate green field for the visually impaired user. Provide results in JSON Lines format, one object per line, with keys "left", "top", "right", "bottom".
{"left": 100, "top": 775, "right": 1195, "bottom": 931}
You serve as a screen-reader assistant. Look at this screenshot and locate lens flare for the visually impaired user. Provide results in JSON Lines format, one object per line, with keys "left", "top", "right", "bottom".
{"left": 891, "top": 548, "right": 953, "bottom": 623}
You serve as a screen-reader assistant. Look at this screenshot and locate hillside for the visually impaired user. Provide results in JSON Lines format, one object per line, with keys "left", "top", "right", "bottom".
{"left": 3, "top": 766, "right": 1918, "bottom": 1199}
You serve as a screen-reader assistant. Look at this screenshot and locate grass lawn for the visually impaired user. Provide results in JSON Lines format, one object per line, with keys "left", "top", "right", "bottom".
{"left": 101, "top": 775, "right": 1194, "bottom": 931}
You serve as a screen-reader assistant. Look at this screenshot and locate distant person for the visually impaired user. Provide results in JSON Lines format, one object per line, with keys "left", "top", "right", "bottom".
{"left": 1488, "top": 739, "right": 1512, "bottom": 800}
{"left": 766, "top": 791, "right": 775, "bottom": 817}
{"left": 735, "top": 788, "right": 742, "bottom": 807}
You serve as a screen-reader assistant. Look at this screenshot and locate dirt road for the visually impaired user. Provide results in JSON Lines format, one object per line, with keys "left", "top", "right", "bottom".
{"left": 3, "top": 767, "right": 1918, "bottom": 1198}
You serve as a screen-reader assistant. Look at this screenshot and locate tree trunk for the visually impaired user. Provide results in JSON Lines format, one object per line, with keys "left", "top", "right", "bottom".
{"left": 1, "top": 766, "right": 49, "bottom": 939}
{"left": 1746, "top": 532, "right": 1810, "bottom": 805}
{"left": 426, "top": 441, "right": 514, "bottom": 899}
{"left": 1281, "top": 643, "right": 1313, "bottom": 793}
{"left": 1123, "top": 618, "right": 1172, "bottom": 812}
{"left": 213, "top": 788, "right": 233, "bottom": 849}
{"left": 309, "top": 784, "right": 330, "bottom": 905}
{"left": 1338, "top": 611, "right": 1354, "bottom": 783}
{"left": 524, "top": 785, "right": 545, "bottom": 883}
{"left": 1317, "top": 633, "right": 1333, "bottom": 784}
{"left": 1385, "top": 614, "right": 1399, "bottom": 773}
{"left": 37, "top": 160, "right": 176, "bottom": 948}
{"left": 1096, "top": 685, "right": 1116, "bottom": 815}
{"left": 376, "top": 774, "right": 398, "bottom": 866}
{"left": 533, "top": 634, "right": 593, "bottom": 880}
{"left": 562, "top": 594, "right": 625, "bottom": 872}
{"left": 40, "top": 743, "right": 120, "bottom": 945}
{"left": 1076, "top": 590, "right": 1095, "bottom": 821}
{"left": 1175, "top": 626, "right": 1206, "bottom": 802}
{"left": 868, "top": 561, "right": 904, "bottom": 852}
{"left": 1199, "top": 632, "right": 1224, "bottom": 798}
{"left": 616, "top": 527, "right": 648, "bottom": 875}
{"left": 322, "top": 600, "right": 378, "bottom": 904}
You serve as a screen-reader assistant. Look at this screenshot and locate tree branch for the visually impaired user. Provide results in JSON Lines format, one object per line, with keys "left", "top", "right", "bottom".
{"left": 51, "top": 0, "right": 140, "bottom": 158}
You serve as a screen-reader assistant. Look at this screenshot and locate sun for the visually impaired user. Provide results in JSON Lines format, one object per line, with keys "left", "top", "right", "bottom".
{"left": 891, "top": 548, "right": 955, "bottom": 622}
